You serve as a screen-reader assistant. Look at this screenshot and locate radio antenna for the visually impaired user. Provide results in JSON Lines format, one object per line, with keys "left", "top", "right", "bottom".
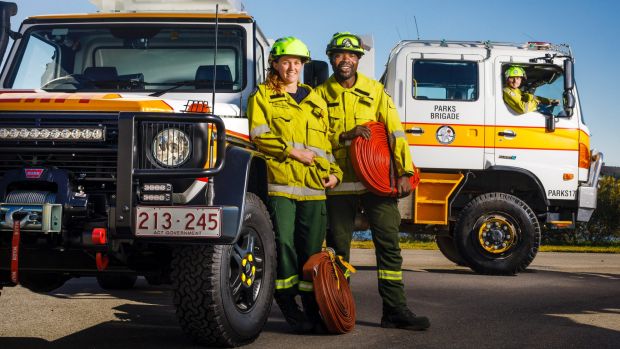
{"left": 414, "top": 16, "right": 420, "bottom": 40}
{"left": 211, "top": 4, "right": 219, "bottom": 114}
{"left": 206, "top": 4, "right": 219, "bottom": 206}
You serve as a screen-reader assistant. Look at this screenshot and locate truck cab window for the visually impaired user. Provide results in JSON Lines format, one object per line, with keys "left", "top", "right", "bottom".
{"left": 501, "top": 64, "right": 565, "bottom": 116}
{"left": 412, "top": 60, "right": 478, "bottom": 101}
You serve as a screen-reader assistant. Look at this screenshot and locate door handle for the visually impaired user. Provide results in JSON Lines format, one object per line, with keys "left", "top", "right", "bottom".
{"left": 406, "top": 127, "right": 424, "bottom": 135}
{"left": 498, "top": 130, "right": 517, "bottom": 137}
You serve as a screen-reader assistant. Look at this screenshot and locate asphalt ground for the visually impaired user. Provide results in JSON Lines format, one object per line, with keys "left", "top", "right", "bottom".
{"left": 1, "top": 250, "right": 619, "bottom": 349}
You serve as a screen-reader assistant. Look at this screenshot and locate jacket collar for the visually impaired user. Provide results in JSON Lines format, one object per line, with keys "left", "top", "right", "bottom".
{"left": 266, "top": 83, "right": 321, "bottom": 109}
{"left": 324, "top": 72, "right": 373, "bottom": 100}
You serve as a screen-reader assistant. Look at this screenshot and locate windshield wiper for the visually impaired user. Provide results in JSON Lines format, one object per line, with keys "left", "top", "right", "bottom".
{"left": 149, "top": 80, "right": 205, "bottom": 97}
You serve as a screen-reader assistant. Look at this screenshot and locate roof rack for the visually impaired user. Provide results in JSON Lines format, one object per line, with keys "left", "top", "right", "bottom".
{"left": 90, "top": 0, "right": 246, "bottom": 13}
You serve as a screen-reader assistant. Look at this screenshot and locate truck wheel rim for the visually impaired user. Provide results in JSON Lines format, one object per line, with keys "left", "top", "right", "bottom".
{"left": 476, "top": 215, "right": 517, "bottom": 254}
{"left": 229, "top": 228, "right": 264, "bottom": 312}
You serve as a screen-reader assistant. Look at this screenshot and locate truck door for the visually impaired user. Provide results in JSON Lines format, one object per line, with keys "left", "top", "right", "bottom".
{"left": 494, "top": 56, "right": 579, "bottom": 201}
{"left": 404, "top": 53, "right": 487, "bottom": 170}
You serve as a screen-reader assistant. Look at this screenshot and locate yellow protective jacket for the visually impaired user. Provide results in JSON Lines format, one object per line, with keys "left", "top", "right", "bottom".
{"left": 315, "top": 73, "right": 414, "bottom": 195}
{"left": 503, "top": 87, "right": 554, "bottom": 114}
{"left": 247, "top": 83, "right": 342, "bottom": 200}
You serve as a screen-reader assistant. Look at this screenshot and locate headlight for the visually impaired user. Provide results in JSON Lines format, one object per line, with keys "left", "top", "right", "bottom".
{"left": 152, "top": 128, "right": 191, "bottom": 167}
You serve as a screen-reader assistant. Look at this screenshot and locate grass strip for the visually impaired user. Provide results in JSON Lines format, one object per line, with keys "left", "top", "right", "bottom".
{"left": 350, "top": 240, "right": 620, "bottom": 253}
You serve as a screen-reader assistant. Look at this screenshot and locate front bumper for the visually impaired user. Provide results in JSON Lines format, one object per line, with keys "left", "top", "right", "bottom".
{"left": 576, "top": 150, "right": 603, "bottom": 222}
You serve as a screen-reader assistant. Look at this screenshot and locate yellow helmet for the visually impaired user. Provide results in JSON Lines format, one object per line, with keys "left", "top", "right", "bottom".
{"left": 505, "top": 66, "right": 527, "bottom": 80}
{"left": 326, "top": 32, "right": 365, "bottom": 56}
{"left": 269, "top": 36, "right": 310, "bottom": 62}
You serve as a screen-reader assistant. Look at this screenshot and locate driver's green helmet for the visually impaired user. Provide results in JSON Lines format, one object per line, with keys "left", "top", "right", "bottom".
{"left": 326, "top": 32, "right": 365, "bottom": 56}
{"left": 269, "top": 36, "right": 311, "bottom": 62}
{"left": 505, "top": 66, "right": 527, "bottom": 80}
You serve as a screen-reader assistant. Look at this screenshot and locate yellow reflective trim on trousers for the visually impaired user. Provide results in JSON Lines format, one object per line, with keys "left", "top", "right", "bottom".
{"left": 298, "top": 280, "right": 314, "bottom": 292}
{"left": 378, "top": 269, "right": 403, "bottom": 281}
{"left": 275, "top": 274, "right": 299, "bottom": 290}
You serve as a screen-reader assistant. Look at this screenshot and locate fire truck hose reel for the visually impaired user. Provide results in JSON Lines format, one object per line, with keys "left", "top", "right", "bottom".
{"left": 302, "top": 248, "right": 357, "bottom": 334}
{"left": 350, "top": 121, "right": 419, "bottom": 197}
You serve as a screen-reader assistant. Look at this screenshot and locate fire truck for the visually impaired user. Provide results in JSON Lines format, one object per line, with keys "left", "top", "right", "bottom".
{"left": 378, "top": 40, "right": 603, "bottom": 274}
{"left": 0, "top": 0, "right": 275, "bottom": 346}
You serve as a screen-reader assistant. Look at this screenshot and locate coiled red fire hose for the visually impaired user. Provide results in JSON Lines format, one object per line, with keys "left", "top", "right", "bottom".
{"left": 302, "top": 248, "right": 356, "bottom": 334}
{"left": 350, "top": 121, "right": 419, "bottom": 197}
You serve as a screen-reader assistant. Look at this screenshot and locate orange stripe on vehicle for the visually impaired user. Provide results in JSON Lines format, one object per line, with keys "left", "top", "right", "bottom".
{"left": 0, "top": 92, "right": 173, "bottom": 112}
{"left": 226, "top": 129, "right": 250, "bottom": 140}
{"left": 404, "top": 122, "right": 581, "bottom": 151}
{"left": 32, "top": 13, "right": 252, "bottom": 20}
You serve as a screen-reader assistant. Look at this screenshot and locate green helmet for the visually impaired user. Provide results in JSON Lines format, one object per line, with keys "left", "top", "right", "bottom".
{"left": 269, "top": 36, "right": 311, "bottom": 62}
{"left": 326, "top": 32, "right": 365, "bottom": 56}
{"left": 505, "top": 66, "right": 527, "bottom": 80}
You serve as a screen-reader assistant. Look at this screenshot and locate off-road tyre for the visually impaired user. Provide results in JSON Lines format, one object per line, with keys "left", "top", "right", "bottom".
{"left": 435, "top": 235, "right": 467, "bottom": 266}
{"left": 454, "top": 192, "right": 540, "bottom": 275}
{"left": 96, "top": 274, "right": 138, "bottom": 290}
{"left": 20, "top": 273, "right": 68, "bottom": 293}
{"left": 172, "top": 193, "right": 275, "bottom": 347}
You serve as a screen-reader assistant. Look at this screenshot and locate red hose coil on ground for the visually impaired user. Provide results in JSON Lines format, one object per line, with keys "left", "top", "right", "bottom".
{"left": 302, "top": 249, "right": 356, "bottom": 334}
{"left": 350, "top": 121, "right": 419, "bottom": 197}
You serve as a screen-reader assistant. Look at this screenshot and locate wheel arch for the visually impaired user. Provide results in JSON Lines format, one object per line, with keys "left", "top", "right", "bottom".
{"left": 213, "top": 145, "right": 268, "bottom": 243}
{"left": 451, "top": 166, "right": 548, "bottom": 218}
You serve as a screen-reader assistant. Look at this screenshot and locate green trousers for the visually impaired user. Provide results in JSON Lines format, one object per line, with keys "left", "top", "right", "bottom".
{"left": 326, "top": 193, "right": 406, "bottom": 309}
{"left": 269, "top": 196, "right": 326, "bottom": 296}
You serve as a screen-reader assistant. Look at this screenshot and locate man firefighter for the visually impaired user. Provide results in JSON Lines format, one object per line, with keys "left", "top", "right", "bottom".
{"left": 315, "top": 32, "right": 430, "bottom": 331}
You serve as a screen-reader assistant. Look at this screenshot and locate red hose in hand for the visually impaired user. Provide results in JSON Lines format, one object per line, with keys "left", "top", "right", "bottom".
{"left": 350, "top": 121, "right": 419, "bottom": 197}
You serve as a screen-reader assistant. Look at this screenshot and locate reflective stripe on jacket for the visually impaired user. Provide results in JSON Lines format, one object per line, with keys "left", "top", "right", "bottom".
{"left": 503, "top": 87, "right": 554, "bottom": 114}
{"left": 247, "top": 83, "right": 343, "bottom": 200}
{"left": 315, "top": 73, "right": 414, "bottom": 195}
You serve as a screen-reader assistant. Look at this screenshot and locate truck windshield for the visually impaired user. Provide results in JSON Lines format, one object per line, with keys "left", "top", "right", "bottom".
{"left": 8, "top": 24, "right": 246, "bottom": 92}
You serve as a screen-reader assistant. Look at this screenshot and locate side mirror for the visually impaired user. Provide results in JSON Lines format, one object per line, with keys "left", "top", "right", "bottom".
{"left": 562, "top": 90, "right": 575, "bottom": 117}
{"left": 564, "top": 59, "right": 574, "bottom": 91}
{"left": 0, "top": 1, "right": 17, "bottom": 62}
{"left": 304, "top": 60, "right": 329, "bottom": 88}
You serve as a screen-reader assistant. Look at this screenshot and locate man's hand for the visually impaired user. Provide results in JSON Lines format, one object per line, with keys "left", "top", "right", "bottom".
{"left": 289, "top": 148, "right": 315, "bottom": 165}
{"left": 397, "top": 175, "right": 412, "bottom": 198}
{"left": 551, "top": 99, "right": 560, "bottom": 106}
{"left": 322, "top": 174, "right": 339, "bottom": 189}
{"left": 340, "top": 125, "right": 371, "bottom": 141}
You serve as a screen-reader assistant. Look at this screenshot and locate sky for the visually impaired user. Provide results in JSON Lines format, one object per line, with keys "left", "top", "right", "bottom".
{"left": 7, "top": 0, "right": 620, "bottom": 165}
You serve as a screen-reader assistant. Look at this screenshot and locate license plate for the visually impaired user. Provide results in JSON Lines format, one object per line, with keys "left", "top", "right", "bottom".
{"left": 135, "top": 206, "right": 221, "bottom": 238}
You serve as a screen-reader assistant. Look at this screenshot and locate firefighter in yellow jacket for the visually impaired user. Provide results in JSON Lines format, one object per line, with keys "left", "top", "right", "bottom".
{"left": 503, "top": 65, "right": 559, "bottom": 114}
{"left": 247, "top": 36, "right": 342, "bottom": 333}
{"left": 315, "top": 32, "right": 430, "bottom": 331}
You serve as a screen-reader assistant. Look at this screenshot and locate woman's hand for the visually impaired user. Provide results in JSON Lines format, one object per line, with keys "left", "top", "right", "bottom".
{"left": 322, "top": 174, "right": 339, "bottom": 189}
{"left": 288, "top": 148, "right": 315, "bottom": 165}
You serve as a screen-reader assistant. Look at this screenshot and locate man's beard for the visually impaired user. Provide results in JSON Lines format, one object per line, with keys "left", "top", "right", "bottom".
{"left": 334, "top": 62, "right": 356, "bottom": 80}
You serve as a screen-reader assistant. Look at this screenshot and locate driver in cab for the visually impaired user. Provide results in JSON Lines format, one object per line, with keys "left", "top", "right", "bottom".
{"left": 503, "top": 65, "right": 559, "bottom": 114}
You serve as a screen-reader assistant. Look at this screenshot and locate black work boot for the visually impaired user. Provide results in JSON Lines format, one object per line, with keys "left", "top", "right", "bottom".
{"left": 381, "top": 306, "right": 430, "bottom": 331}
{"left": 301, "top": 294, "right": 327, "bottom": 334}
{"left": 275, "top": 294, "right": 314, "bottom": 333}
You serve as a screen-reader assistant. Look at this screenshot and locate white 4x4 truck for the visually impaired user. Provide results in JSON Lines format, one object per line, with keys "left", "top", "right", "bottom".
{"left": 378, "top": 40, "right": 603, "bottom": 274}
{"left": 0, "top": 0, "right": 278, "bottom": 346}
